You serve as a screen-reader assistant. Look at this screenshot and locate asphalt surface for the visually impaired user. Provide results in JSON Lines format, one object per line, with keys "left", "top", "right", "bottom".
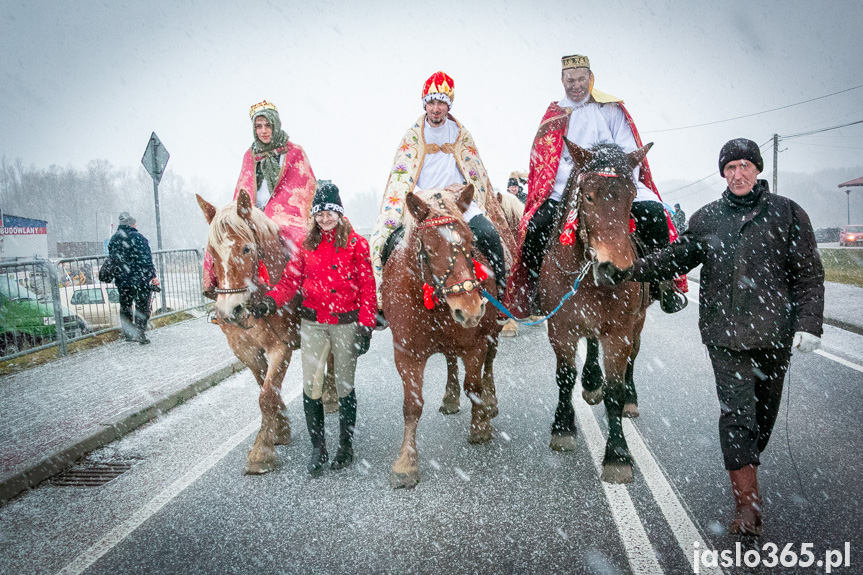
{"left": 0, "top": 277, "right": 862, "bottom": 574}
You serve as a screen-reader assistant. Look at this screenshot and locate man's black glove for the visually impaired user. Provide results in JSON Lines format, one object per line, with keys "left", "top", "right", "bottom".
{"left": 252, "top": 296, "right": 278, "bottom": 318}
{"left": 355, "top": 325, "right": 373, "bottom": 356}
{"left": 374, "top": 309, "right": 388, "bottom": 331}
{"left": 594, "top": 261, "right": 632, "bottom": 287}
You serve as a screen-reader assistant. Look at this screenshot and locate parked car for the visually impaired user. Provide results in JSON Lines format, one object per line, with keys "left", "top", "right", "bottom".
{"left": 814, "top": 227, "right": 840, "bottom": 243}
{"left": 839, "top": 225, "right": 863, "bottom": 247}
{"left": 0, "top": 283, "right": 86, "bottom": 355}
{"left": 59, "top": 284, "right": 186, "bottom": 331}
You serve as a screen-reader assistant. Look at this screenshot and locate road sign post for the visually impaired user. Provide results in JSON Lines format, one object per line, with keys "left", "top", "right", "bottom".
{"left": 141, "top": 133, "right": 170, "bottom": 311}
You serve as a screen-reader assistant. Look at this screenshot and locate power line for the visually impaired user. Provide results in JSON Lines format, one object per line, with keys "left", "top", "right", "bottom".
{"left": 780, "top": 119, "right": 863, "bottom": 139}
{"left": 643, "top": 85, "right": 863, "bottom": 134}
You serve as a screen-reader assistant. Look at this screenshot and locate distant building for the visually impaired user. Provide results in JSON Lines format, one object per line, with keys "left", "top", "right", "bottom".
{"left": 0, "top": 212, "right": 49, "bottom": 260}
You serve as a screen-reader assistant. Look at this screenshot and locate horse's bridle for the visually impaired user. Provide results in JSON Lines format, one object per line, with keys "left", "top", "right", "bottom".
{"left": 212, "top": 222, "right": 268, "bottom": 296}
{"left": 565, "top": 167, "right": 623, "bottom": 263}
{"left": 416, "top": 193, "right": 483, "bottom": 299}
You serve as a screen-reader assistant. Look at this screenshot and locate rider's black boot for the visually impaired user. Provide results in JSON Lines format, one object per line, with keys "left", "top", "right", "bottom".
{"left": 659, "top": 280, "right": 688, "bottom": 314}
{"left": 303, "top": 394, "right": 328, "bottom": 476}
{"left": 331, "top": 390, "right": 356, "bottom": 470}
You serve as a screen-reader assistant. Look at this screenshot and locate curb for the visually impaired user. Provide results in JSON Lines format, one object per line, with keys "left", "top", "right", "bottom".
{"left": 0, "top": 359, "right": 246, "bottom": 503}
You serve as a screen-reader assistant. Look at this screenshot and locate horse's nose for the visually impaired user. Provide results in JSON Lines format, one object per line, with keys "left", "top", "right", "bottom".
{"left": 230, "top": 304, "right": 244, "bottom": 320}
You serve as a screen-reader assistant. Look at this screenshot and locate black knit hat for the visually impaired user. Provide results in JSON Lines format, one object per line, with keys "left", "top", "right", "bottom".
{"left": 718, "top": 138, "right": 763, "bottom": 176}
{"left": 507, "top": 178, "right": 519, "bottom": 187}
{"left": 311, "top": 183, "right": 344, "bottom": 215}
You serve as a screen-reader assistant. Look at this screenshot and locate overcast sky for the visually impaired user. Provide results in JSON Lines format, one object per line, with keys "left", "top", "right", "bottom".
{"left": 2, "top": 0, "right": 862, "bottom": 212}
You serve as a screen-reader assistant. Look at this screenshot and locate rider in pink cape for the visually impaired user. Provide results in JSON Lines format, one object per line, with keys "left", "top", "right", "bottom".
{"left": 203, "top": 100, "right": 317, "bottom": 297}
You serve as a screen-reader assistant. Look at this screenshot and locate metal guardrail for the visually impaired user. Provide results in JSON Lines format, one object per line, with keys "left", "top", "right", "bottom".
{"left": 0, "top": 248, "right": 206, "bottom": 361}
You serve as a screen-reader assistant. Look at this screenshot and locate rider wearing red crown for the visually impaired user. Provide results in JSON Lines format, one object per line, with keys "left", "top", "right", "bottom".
{"left": 369, "top": 71, "right": 516, "bottom": 314}
{"left": 506, "top": 54, "right": 687, "bottom": 318}
{"left": 203, "top": 100, "right": 317, "bottom": 298}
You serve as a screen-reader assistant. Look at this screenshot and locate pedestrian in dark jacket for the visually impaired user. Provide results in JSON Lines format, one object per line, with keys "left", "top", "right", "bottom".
{"left": 596, "top": 138, "right": 824, "bottom": 536}
{"left": 108, "top": 212, "right": 159, "bottom": 344}
{"left": 255, "top": 183, "right": 376, "bottom": 476}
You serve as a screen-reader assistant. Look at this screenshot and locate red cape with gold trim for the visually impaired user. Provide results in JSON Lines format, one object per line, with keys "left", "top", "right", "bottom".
{"left": 505, "top": 100, "right": 686, "bottom": 317}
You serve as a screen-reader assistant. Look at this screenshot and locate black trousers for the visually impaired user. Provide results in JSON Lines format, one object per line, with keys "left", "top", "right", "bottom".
{"left": 708, "top": 346, "right": 791, "bottom": 470}
{"left": 521, "top": 199, "right": 560, "bottom": 281}
{"left": 468, "top": 214, "right": 506, "bottom": 291}
{"left": 118, "top": 284, "right": 151, "bottom": 338}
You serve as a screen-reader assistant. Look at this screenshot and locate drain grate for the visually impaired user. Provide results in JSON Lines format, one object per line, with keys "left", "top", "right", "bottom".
{"left": 52, "top": 461, "right": 135, "bottom": 487}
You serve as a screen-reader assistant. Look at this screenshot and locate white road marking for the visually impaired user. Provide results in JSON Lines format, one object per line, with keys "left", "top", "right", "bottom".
{"left": 56, "top": 382, "right": 302, "bottom": 575}
{"left": 575, "top": 340, "right": 724, "bottom": 575}
{"left": 623, "top": 420, "right": 724, "bottom": 575}
{"left": 574, "top": 342, "right": 663, "bottom": 575}
{"left": 572, "top": 397, "right": 664, "bottom": 575}
{"left": 814, "top": 349, "right": 863, "bottom": 373}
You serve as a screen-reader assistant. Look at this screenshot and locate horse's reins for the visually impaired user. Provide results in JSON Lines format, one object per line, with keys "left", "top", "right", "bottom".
{"left": 416, "top": 193, "right": 484, "bottom": 302}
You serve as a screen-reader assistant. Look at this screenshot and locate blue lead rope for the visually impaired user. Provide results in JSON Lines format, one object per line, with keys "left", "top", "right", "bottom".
{"left": 482, "top": 261, "right": 593, "bottom": 326}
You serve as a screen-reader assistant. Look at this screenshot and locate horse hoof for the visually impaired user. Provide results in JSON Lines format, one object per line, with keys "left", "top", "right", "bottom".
{"left": 245, "top": 459, "right": 275, "bottom": 475}
{"left": 439, "top": 401, "right": 460, "bottom": 415}
{"left": 549, "top": 431, "right": 578, "bottom": 451}
{"left": 274, "top": 433, "right": 292, "bottom": 446}
{"left": 582, "top": 387, "right": 604, "bottom": 405}
{"left": 468, "top": 425, "right": 493, "bottom": 444}
{"left": 622, "top": 403, "right": 640, "bottom": 418}
{"left": 390, "top": 471, "right": 420, "bottom": 489}
{"left": 601, "top": 463, "right": 634, "bottom": 484}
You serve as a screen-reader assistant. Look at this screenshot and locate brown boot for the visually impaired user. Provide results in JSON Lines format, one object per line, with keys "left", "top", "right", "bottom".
{"left": 729, "top": 464, "right": 762, "bottom": 536}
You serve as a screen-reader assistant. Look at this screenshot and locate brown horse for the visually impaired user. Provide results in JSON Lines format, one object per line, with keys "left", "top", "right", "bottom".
{"left": 196, "top": 190, "right": 299, "bottom": 475}
{"left": 540, "top": 140, "right": 652, "bottom": 483}
{"left": 383, "top": 184, "right": 501, "bottom": 489}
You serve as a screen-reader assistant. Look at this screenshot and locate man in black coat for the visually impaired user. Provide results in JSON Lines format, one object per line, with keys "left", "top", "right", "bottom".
{"left": 108, "top": 212, "right": 160, "bottom": 344}
{"left": 596, "top": 138, "right": 824, "bottom": 536}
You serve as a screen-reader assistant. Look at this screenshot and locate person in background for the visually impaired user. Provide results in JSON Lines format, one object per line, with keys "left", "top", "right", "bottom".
{"left": 255, "top": 184, "right": 375, "bottom": 476}
{"left": 109, "top": 211, "right": 160, "bottom": 344}
{"left": 595, "top": 138, "right": 825, "bottom": 536}
{"left": 672, "top": 202, "right": 687, "bottom": 233}
{"left": 507, "top": 171, "right": 528, "bottom": 204}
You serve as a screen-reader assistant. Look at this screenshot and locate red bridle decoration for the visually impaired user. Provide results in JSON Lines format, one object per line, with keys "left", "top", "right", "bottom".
{"left": 417, "top": 215, "right": 459, "bottom": 229}
{"left": 559, "top": 209, "right": 579, "bottom": 246}
{"left": 473, "top": 259, "right": 488, "bottom": 282}
{"left": 629, "top": 218, "right": 636, "bottom": 234}
{"left": 258, "top": 259, "right": 275, "bottom": 288}
{"left": 422, "top": 283, "right": 438, "bottom": 309}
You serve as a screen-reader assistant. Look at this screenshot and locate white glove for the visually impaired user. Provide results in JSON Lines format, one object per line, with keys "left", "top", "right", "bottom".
{"left": 792, "top": 331, "right": 821, "bottom": 353}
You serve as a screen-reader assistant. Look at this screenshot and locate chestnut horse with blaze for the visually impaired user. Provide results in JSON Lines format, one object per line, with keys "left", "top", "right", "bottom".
{"left": 542, "top": 140, "right": 653, "bottom": 483}
{"left": 197, "top": 190, "right": 300, "bottom": 475}
{"left": 383, "top": 185, "right": 501, "bottom": 489}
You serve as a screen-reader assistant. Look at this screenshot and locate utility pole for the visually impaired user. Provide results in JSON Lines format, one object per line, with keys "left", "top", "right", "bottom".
{"left": 772, "top": 133, "right": 779, "bottom": 194}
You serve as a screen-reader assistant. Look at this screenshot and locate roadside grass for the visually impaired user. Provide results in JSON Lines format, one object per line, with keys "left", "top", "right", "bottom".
{"left": 0, "top": 311, "right": 200, "bottom": 376}
{"left": 819, "top": 248, "right": 863, "bottom": 288}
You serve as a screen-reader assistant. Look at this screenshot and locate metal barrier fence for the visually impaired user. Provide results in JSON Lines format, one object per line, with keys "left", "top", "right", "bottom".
{"left": 0, "top": 249, "right": 206, "bottom": 361}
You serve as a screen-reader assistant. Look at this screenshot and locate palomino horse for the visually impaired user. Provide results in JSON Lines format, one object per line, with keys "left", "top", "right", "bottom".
{"left": 383, "top": 184, "right": 501, "bottom": 489}
{"left": 196, "top": 190, "right": 299, "bottom": 474}
{"left": 540, "top": 140, "right": 652, "bottom": 483}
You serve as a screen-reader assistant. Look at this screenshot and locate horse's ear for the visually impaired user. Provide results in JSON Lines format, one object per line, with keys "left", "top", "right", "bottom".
{"left": 237, "top": 189, "right": 253, "bottom": 223}
{"left": 563, "top": 137, "right": 591, "bottom": 172}
{"left": 196, "top": 194, "right": 217, "bottom": 224}
{"left": 406, "top": 192, "right": 431, "bottom": 223}
{"left": 456, "top": 183, "right": 475, "bottom": 213}
{"left": 627, "top": 142, "right": 653, "bottom": 170}
{"left": 496, "top": 191, "right": 503, "bottom": 205}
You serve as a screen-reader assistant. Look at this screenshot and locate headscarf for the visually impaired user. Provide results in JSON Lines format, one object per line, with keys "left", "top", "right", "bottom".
{"left": 251, "top": 108, "right": 289, "bottom": 192}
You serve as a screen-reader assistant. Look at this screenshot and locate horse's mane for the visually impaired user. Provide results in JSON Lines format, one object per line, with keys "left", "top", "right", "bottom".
{"left": 497, "top": 191, "right": 525, "bottom": 231}
{"left": 403, "top": 187, "right": 464, "bottom": 239}
{"left": 207, "top": 203, "right": 281, "bottom": 262}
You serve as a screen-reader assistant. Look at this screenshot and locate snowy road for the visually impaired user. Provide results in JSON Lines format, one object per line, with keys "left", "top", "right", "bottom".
{"left": 3, "top": 289, "right": 863, "bottom": 574}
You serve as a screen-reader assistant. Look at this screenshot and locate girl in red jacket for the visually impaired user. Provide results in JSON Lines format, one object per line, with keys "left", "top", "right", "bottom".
{"left": 256, "top": 183, "right": 376, "bottom": 476}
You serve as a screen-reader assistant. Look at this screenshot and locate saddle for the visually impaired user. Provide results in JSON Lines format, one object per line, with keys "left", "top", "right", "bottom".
{"left": 381, "top": 225, "right": 406, "bottom": 268}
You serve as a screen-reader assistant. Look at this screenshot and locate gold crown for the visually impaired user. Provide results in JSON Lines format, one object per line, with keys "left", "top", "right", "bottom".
{"left": 249, "top": 100, "right": 278, "bottom": 118}
{"left": 561, "top": 54, "right": 590, "bottom": 70}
